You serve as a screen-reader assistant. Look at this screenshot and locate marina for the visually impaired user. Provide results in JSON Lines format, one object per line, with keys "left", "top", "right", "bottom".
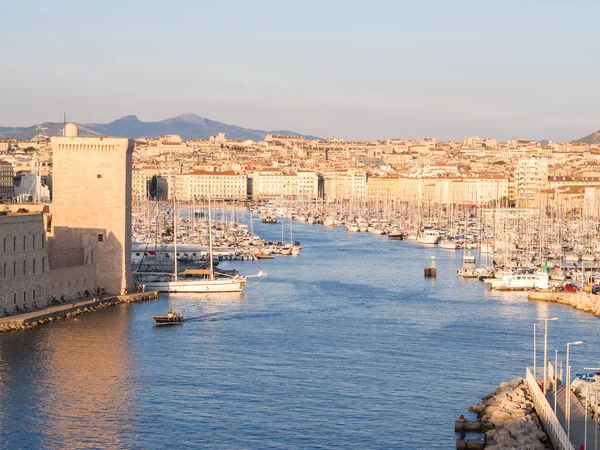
{"left": 2, "top": 218, "right": 600, "bottom": 448}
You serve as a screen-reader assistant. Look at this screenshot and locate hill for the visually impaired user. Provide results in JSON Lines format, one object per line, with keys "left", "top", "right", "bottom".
{"left": 572, "top": 130, "right": 600, "bottom": 145}
{"left": 0, "top": 113, "right": 321, "bottom": 141}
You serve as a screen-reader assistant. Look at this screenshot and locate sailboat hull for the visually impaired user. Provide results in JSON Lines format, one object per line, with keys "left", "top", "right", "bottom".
{"left": 137, "top": 276, "right": 246, "bottom": 293}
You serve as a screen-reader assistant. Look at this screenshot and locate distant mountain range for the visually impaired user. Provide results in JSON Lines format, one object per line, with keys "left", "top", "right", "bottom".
{"left": 573, "top": 129, "right": 600, "bottom": 145}
{"left": 0, "top": 113, "right": 322, "bottom": 141}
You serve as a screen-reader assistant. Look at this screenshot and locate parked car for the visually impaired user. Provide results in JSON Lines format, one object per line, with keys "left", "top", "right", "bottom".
{"left": 564, "top": 283, "right": 580, "bottom": 292}
{"left": 592, "top": 285, "right": 600, "bottom": 295}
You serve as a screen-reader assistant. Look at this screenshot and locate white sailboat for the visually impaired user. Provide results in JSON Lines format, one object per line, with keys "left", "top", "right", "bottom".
{"left": 134, "top": 197, "right": 266, "bottom": 293}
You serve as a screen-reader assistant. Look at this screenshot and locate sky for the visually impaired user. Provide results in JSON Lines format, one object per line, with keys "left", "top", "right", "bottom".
{"left": 1, "top": 0, "right": 600, "bottom": 141}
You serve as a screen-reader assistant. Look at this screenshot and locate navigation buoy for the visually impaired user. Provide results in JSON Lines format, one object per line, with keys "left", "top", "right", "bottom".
{"left": 424, "top": 256, "right": 437, "bottom": 277}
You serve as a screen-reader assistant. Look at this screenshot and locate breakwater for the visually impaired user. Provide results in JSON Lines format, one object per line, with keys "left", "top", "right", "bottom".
{"left": 468, "top": 378, "right": 549, "bottom": 449}
{"left": 528, "top": 290, "right": 600, "bottom": 316}
{"left": 0, "top": 291, "right": 158, "bottom": 333}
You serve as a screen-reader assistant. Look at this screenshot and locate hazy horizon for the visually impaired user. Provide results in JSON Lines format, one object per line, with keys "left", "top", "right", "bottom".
{"left": 2, "top": 0, "right": 599, "bottom": 142}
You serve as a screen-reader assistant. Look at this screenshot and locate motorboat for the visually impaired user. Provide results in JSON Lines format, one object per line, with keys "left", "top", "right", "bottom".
{"left": 153, "top": 309, "right": 183, "bottom": 325}
{"left": 416, "top": 229, "right": 439, "bottom": 245}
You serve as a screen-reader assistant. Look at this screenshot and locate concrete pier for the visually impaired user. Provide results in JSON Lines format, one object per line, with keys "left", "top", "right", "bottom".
{"left": 0, "top": 291, "right": 159, "bottom": 332}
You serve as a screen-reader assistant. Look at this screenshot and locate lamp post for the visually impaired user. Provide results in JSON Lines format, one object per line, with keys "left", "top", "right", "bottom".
{"left": 566, "top": 340, "right": 583, "bottom": 440}
{"left": 534, "top": 324, "right": 537, "bottom": 378}
{"left": 542, "top": 318, "right": 559, "bottom": 393}
{"left": 554, "top": 349, "right": 558, "bottom": 412}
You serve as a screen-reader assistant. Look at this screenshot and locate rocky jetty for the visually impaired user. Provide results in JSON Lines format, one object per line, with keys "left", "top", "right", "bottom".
{"left": 529, "top": 290, "right": 600, "bottom": 316}
{"left": 0, "top": 292, "right": 158, "bottom": 333}
{"left": 469, "top": 378, "right": 549, "bottom": 450}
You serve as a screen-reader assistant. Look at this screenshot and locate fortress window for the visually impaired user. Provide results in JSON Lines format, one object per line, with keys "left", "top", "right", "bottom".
{"left": 32, "top": 259, "right": 36, "bottom": 274}
{"left": 3, "top": 237, "right": 5, "bottom": 252}
{"left": 13, "top": 293, "right": 16, "bottom": 304}
{"left": 23, "top": 236, "right": 26, "bottom": 251}
{"left": 13, "top": 237, "right": 16, "bottom": 252}
{"left": 13, "top": 261, "right": 16, "bottom": 277}
{"left": 42, "top": 257, "right": 45, "bottom": 272}
{"left": 33, "top": 235, "right": 35, "bottom": 249}
{"left": 97, "top": 174, "right": 102, "bottom": 178}
{"left": 98, "top": 234, "right": 104, "bottom": 242}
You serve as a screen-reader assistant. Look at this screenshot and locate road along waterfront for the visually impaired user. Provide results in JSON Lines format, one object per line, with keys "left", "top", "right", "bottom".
{"left": 1, "top": 217, "right": 600, "bottom": 449}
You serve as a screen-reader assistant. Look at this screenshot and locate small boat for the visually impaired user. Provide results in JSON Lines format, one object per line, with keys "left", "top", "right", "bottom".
{"left": 256, "top": 252, "right": 274, "bottom": 260}
{"left": 153, "top": 309, "right": 184, "bottom": 325}
{"left": 262, "top": 216, "right": 277, "bottom": 224}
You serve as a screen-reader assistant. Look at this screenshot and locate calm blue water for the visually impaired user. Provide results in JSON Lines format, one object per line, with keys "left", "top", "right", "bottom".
{"left": 1, "top": 215, "right": 600, "bottom": 449}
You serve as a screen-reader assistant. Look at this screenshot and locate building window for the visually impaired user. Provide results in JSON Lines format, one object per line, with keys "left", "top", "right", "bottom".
{"left": 98, "top": 234, "right": 103, "bottom": 242}
{"left": 33, "top": 289, "right": 36, "bottom": 300}
{"left": 42, "top": 233, "right": 45, "bottom": 248}
{"left": 23, "top": 260, "right": 26, "bottom": 276}
{"left": 13, "top": 261, "right": 16, "bottom": 277}
{"left": 13, "top": 236, "right": 16, "bottom": 252}
{"left": 23, "top": 291, "right": 26, "bottom": 304}
{"left": 13, "top": 293, "right": 16, "bottom": 304}
{"left": 2, "top": 263, "right": 5, "bottom": 278}
{"left": 33, "top": 235, "right": 35, "bottom": 249}
{"left": 23, "top": 235, "right": 26, "bottom": 251}
{"left": 42, "top": 257, "right": 45, "bottom": 272}
{"left": 97, "top": 174, "right": 102, "bottom": 178}
{"left": 3, "top": 237, "right": 5, "bottom": 253}
{"left": 33, "top": 259, "right": 36, "bottom": 274}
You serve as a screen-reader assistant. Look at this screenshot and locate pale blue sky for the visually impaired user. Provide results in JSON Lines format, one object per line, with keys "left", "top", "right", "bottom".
{"left": 1, "top": 0, "right": 599, "bottom": 141}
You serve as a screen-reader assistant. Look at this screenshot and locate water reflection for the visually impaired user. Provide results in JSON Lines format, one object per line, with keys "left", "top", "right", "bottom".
{"left": 0, "top": 306, "right": 139, "bottom": 448}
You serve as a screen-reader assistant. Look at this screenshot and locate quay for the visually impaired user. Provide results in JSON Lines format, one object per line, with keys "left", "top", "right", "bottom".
{"left": 0, "top": 291, "right": 159, "bottom": 333}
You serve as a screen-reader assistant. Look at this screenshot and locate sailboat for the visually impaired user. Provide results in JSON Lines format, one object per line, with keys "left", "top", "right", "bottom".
{"left": 133, "top": 197, "right": 266, "bottom": 293}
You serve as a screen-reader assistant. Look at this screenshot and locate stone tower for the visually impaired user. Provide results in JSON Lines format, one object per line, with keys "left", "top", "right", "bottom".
{"left": 50, "top": 124, "right": 134, "bottom": 294}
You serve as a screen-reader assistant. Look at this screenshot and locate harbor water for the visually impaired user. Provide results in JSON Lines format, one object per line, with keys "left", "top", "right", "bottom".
{"left": 1, "top": 216, "right": 600, "bottom": 449}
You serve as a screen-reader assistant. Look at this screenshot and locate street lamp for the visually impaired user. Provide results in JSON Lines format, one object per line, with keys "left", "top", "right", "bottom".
{"left": 534, "top": 323, "right": 537, "bottom": 378}
{"left": 566, "top": 340, "right": 583, "bottom": 440}
{"left": 554, "top": 349, "right": 558, "bottom": 412}
{"left": 542, "top": 318, "right": 559, "bottom": 393}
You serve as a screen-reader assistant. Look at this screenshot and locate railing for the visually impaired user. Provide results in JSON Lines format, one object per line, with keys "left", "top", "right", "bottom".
{"left": 526, "top": 366, "right": 574, "bottom": 450}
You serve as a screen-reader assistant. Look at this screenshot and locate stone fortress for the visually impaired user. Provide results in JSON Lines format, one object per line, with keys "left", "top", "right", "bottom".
{"left": 0, "top": 124, "right": 133, "bottom": 311}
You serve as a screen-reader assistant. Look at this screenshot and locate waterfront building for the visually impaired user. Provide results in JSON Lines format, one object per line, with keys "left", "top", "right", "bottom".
{"left": 249, "top": 169, "right": 318, "bottom": 200}
{"left": 50, "top": 123, "right": 134, "bottom": 294}
{"left": 158, "top": 170, "right": 247, "bottom": 200}
{"left": 367, "top": 175, "right": 400, "bottom": 200}
{"left": 321, "top": 169, "right": 367, "bottom": 201}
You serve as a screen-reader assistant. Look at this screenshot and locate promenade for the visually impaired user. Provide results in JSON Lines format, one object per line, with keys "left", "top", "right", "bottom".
{"left": 0, "top": 291, "right": 159, "bottom": 330}
{"left": 546, "top": 383, "right": 599, "bottom": 450}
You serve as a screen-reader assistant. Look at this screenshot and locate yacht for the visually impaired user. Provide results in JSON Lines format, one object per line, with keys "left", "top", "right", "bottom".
{"left": 134, "top": 197, "right": 266, "bottom": 293}
{"left": 489, "top": 273, "right": 549, "bottom": 291}
{"left": 416, "top": 229, "right": 440, "bottom": 245}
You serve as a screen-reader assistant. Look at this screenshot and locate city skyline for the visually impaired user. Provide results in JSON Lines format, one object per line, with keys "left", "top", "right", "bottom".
{"left": 3, "top": 0, "right": 600, "bottom": 141}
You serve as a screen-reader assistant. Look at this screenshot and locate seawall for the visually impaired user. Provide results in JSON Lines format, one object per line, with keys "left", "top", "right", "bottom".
{"left": 528, "top": 290, "right": 600, "bottom": 316}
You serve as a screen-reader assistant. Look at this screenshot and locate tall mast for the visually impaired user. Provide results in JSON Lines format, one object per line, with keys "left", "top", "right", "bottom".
{"left": 208, "top": 195, "right": 215, "bottom": 280}
{"left": 173, "top": 198, "right": 178, "bottom": 281}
